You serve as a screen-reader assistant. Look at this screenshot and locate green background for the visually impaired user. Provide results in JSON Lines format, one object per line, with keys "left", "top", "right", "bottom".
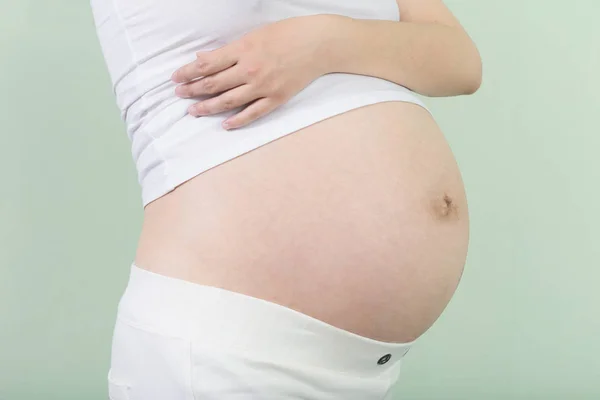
{"left": 1, "top": 1, "right": 599, "bottom": 399}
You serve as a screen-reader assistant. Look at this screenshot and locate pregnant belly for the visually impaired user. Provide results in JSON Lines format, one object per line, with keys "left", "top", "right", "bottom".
{"left": 134, "top": 101, "right": 470, "bottom": 344}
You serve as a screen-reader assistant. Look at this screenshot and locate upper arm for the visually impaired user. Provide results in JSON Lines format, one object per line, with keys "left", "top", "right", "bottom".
{"left": 395, "top": 0, "right": 464, "bottom": 30}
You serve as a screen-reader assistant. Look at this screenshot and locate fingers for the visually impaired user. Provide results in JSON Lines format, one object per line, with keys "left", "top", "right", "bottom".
{"left": 175, "top": 65, "right": 246, "bottom": 98}
{"left": 222, "top": 98, "right": 280, "bottom": 130}
{"left": 172, "top": 47, "right": 237, "bottom": 83}
{"left": 188, "top": 84, "right": 260, "bottom": 117}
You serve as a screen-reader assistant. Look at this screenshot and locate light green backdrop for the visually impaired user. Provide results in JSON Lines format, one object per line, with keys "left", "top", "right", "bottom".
{"left": 1, "top": 1, "right": 599, "bottom": 399}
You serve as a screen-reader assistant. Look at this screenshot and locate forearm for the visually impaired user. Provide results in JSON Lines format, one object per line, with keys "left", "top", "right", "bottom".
{"left": 317, "top": 15, "right": 482, "bottom": 97}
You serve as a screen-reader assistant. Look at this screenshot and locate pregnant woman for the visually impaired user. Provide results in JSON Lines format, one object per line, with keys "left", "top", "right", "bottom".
{"left": 91, "top": 0, "right": 481, "bottom": 399}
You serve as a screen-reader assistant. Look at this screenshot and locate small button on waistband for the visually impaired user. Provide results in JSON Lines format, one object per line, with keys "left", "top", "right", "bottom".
{"left": 377, "top": 354, "right": 392, "bottom": 365}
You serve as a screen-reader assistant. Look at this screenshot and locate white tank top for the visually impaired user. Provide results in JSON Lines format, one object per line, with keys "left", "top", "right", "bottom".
{"left": 90, "top": 0, "right": 428, "bottom": 207}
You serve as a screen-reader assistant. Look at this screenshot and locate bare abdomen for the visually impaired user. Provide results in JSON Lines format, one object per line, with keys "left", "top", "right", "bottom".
{"left": 134, "top": 101, "right": 470, "bottom": 343}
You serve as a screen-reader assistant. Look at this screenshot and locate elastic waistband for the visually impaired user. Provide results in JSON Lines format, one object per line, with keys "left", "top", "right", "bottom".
{"left": 117, "top": 263, "right": 415, "bottom": 376}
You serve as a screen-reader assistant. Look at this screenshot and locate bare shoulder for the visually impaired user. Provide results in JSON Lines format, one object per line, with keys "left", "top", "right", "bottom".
{"left": 395, "top": 0, "right": 464, "bottom": 29}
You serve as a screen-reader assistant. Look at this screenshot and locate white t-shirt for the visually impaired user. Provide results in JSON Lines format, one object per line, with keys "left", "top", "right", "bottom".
{"left": 90, "top": 0, "right": 428, "bottom": 208}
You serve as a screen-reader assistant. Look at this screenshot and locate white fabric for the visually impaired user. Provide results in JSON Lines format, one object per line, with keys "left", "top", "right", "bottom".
{"left": 107, "top": 263, "right": 414, "bottom": 399}
{"left": 90, "top": 0, "right": 429, "bottom": 208}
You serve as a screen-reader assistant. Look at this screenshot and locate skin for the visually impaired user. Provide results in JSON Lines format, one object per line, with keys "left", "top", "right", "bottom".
{"left": 136, "top": 101, "right": 470, "bottom": 343}
{"left": 171, "top": 0, "right": 481, "bottom": 129}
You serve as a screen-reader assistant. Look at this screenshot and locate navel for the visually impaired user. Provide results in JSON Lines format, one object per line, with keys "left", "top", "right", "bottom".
{"left": 432, "top": 192, "right": 459, "bottom": 221}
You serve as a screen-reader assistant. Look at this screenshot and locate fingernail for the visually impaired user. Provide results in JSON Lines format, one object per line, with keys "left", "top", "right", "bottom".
{"left": 222, "top": 121, "right": 232, "bottom": 130}
{"left": 188, "top": 105, "right": 197, "bottom": 116}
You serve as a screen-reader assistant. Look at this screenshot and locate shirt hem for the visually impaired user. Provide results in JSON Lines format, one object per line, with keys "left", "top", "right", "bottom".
{"left": 140, "top": 91, "right": 430, "bottom": 208}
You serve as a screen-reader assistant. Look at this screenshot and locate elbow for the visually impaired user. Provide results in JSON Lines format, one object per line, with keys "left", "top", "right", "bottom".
{"left": 463, "top": 64, "right": 482, "bottom": 95}
{"left": 462, "top": 47, "right": 483, "bottom": 95}
{"left": 462, "top": 71, "right": 481, "bottom": 95}
{"left": 415, "top": 41, "right": 483, "bottom": 97}
{"left": 427, "top": 43, "right": 483, "bottom": 97}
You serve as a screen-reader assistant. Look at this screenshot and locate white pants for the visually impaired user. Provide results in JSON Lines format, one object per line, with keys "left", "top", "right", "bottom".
{"left": 108, "top": 263, "right": 415, "bottom": 400}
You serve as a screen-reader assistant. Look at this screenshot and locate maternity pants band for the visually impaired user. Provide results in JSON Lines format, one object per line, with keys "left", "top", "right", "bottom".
{"left": 107, "top": 263, "right": 415, "bottom": 400}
